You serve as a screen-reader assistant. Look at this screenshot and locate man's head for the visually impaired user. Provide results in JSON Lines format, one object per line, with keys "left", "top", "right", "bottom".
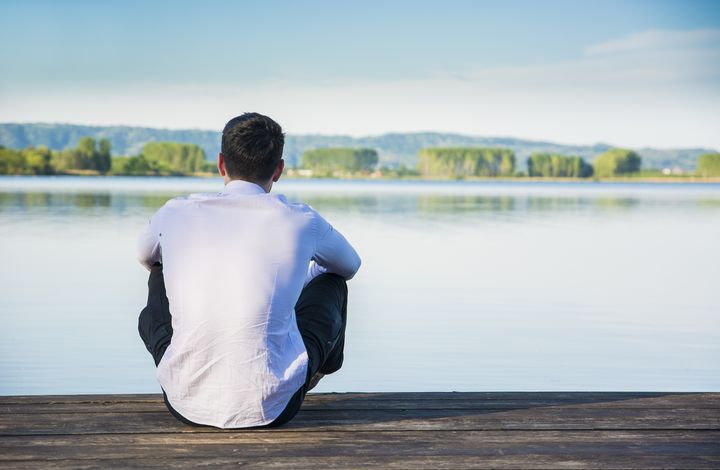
{"left": 219, "top": 113, "right": 285, "bottom": 188}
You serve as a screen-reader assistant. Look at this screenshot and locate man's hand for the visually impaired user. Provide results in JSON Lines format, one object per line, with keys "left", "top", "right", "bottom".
{"left": 303, "top": 260, "right": 328, "bottom": 288}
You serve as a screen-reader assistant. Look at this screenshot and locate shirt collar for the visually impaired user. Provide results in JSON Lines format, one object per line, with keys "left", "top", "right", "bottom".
{"left": 221, "top": 179, "right": 267, "bottom": 195}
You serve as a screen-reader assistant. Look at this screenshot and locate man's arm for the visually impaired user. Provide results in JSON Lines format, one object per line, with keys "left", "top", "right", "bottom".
{"left": 305, "top": 211, "right": 361, "bottom": 286}
{"left": 137, "top": 214, "right": 162, "bottom": 271}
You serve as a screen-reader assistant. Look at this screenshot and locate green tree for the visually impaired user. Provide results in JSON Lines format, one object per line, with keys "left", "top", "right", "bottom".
{"left": 696, "top": 153, "right": 720, "bottom": 177}
{"left": 0, "top": 146, "right": 26, "bottom": 174}
{"left": 593, "top": 148, "right": 641, "bottom": 178}
{"left": 301, "top": 148, "right": 378, "bottom": 175}
{"left": 0, "top": 145, "right": 56, "bottom": 175}
{"left": 417, "top": 147, "right": 516, "bottom": 178}
{"left": 201, "top": 161, "right": 217, "bottom": 173}
{"left": 97, "top": 138, "right": 112, "bottom": 174}
{"left": 111, "top": 156, "right": 153, "bottom": 175}
{"left": 110, "top": 157, "right": 128, "bottom": 174}
{"left": 378, "top": 163, "right": 420, "bottom": 178}
{"left": 51, "top": 137, "right": 111, "bottom": 173}
{"left": 77, "top": 137, "right": 96, "bottom": 159}
{"left": 141, "top": 142, "right": 207, "bottom": 174}
{"left": 52, "top": 148, "right": 78, "bottom": 171}
{"left": 527, "top": 152, "right": 593, "bottom": 177}
{"left": 23, "top": 145, "right": 54, "bottom": 174}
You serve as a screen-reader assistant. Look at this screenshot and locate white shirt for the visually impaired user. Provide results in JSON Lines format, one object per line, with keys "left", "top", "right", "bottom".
{"left": 137, "top": 179, "right": 361, "bottom": 428}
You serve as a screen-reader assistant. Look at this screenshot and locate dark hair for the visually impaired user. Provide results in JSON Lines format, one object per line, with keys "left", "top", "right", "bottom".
{"left": 221, "top": 113, "right": 285, "bottom": 182}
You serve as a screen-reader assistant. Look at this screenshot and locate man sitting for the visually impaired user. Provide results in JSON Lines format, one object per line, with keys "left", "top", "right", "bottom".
{"left": 137, "top": 113, "right": 361, "bottom": 428}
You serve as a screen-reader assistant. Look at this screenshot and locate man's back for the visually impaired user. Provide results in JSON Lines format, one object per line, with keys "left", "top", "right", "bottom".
{"left": 137, "top": 179, "right": 361, "bottom": 428}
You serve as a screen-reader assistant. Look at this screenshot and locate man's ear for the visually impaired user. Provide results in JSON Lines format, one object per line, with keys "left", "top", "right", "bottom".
{"left": 272, "top": 158, "right": 285, "bottom": 182}
{"left": 217, "top": 153, "right": 226, "bottom": 177}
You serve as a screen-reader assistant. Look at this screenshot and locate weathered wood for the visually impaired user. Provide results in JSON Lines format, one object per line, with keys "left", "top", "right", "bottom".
{"left": 2, "top": 408, "right": 718, "bottom": 435}
{"left": 4, "top": 455, "right": 720, "bottom": 470}
{"left": 0, "top": 393, "right": 718, "bottom": 469}
{"left": 0, "top": 391, "right": 699, "bottom": 404}
{"left": 2, "top": 430, "right": 719, "bottom": 460}
{"left": 3, "top": 392, "right": 719, "bottom": 415}
{"left": 3, "top": 392, "right": 717, "bottom": 414}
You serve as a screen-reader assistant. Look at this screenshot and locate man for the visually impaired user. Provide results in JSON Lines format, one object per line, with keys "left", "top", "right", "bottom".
{"left": 136, "top": 113, "right": 361, "bottom": 428}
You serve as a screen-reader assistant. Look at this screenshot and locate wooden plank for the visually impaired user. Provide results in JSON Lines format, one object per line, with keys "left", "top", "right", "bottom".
{"left": 0, "top": 391, "right": 697, "bottom": 405}
{"left": 2, "top": 393, "right": 718, "bottom": 413}
{"left": 0, "top": 394, "right": 161, "bottom": 405}
{"left": 2, "top": 430, "right": 718, "bottom": 461}
{"left": 3, "top": 454, "right": 720, "bottom": 469}
{"left": 1, "top": 393, "right": 718, "bottom": 469}
{"left": 0, "top": 393, "right": 720, "bottom": 412}
{"left": 1, "top": 407, "right": 718, "bottom": 435}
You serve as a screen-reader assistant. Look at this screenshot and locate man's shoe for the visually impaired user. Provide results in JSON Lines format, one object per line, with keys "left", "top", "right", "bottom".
{"left": 307, "top": 372, "right": 325, "bottom": 391}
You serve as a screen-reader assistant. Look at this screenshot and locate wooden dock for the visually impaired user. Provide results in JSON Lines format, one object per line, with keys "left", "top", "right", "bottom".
{"left": 1, "top": 392, "right": 719, "bottom": 468}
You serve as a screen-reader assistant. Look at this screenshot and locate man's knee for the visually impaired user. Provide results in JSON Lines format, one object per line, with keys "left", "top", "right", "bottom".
{"left": 139, "top": 263, "right": 173, "bottom": 366}
{"left": 297, "top": 274, "right": 346, "bottom": 322}
{"left": 302, "top": 273, "right": 347, "bottom": 305}
{"left": 138, "top": 306, "right": 173, "bottom": 366}
{"left": 307, "top": 271, "right": 346, "bottom": 288}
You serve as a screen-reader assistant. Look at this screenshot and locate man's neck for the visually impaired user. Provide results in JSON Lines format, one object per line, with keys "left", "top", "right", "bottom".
{"left": 224, "top": 176, "right": 272, "bottom": 193}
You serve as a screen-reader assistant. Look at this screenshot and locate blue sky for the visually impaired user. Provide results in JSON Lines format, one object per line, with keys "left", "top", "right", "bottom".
{"left": 1, "top": 0, "right": 719, "bottom": 148}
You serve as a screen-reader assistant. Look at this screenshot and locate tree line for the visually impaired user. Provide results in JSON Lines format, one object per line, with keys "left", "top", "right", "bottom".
{"left": 3, "top": 123, "right": 713, "bottom": 171}
{"left": 697, "top": 153, "right": 720, "bottom": 177}
{"left": 3, "top": 138, "right": 720, "bottom": 179}
{"left": 416, "top": 147, "right": 643, "bottom": 178}
{"left": 0, "top": 138, "right": 214, "bottom": 176}
{"left": 527, "top": 153, "right": 594, "bottom": 178}
{"left": 298, "top": 146, "right": 720, "bottom": 178}
{"left": 300, "top": 148, "right": 378, "bottom": 176}
{"left": 417, "top": 147, "right": 516, "bottom": 177}
{"left": 0, "top": 137, "right": 111, "bottom": 175}
{"left": 112, "top": 141, "right": 212, "bottom": 175}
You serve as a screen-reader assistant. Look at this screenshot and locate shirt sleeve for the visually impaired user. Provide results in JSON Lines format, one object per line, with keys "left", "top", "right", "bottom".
{"left": 137, "top": 210, "right": 163, "bottom": 271}
{"left": 307, "top": 210, "right": 361, "bottom": 284}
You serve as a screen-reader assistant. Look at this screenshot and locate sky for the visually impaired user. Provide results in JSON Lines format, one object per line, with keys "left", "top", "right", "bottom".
{"left": 1, "top": 0, "right": 719, "bottom": 148}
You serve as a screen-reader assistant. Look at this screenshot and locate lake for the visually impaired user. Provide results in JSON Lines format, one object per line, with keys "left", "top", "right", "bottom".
{"left": 1, "top": 176, "right": 719, "bottom": 395}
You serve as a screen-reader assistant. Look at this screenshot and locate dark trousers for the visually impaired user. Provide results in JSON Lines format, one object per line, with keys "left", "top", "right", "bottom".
{"left": 138, "top": 263, "right": 348, "bottom": 427}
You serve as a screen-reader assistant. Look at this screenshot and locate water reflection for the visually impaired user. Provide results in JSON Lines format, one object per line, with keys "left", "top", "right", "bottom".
{"left": 2, "top": 190, "right": 718, "bottom": 217}
{"left": 0, "top": 192, "right": 166, "bottom": 211}
{"left": 1, "top": 177, "right": 719, "bottom": 394}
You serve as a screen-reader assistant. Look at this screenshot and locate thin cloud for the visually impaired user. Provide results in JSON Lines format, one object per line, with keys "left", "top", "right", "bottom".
{"left": 458, "top": 28, "right": 720, "bottom": 88}
{"left": 584, "top": 28, "right": 720, "bottom": 56}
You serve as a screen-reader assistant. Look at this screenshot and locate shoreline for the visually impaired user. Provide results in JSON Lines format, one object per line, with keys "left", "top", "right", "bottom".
{"left": 2, "top": 173, "right": 719, "bottom": 184}
{"left": 296, "top": 175, "right": 720, "bottom": 184}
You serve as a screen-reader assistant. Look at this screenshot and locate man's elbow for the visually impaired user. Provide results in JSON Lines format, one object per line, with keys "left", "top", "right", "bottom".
{"left": 137, "top": 254, "right": 154, "bottom": 272}
{"left": 344, "top": 253, "right": 362, "bottom": 280}
{"left": 137, "top": 244, "right": 161, "bottom": 271}
{"left": 136, "top": 235, "right": 161, "bottom": 272}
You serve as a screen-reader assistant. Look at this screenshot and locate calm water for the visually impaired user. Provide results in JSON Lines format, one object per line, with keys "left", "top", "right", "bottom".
{"left": 1, "top": 176, "right": 719, "bottom": 395}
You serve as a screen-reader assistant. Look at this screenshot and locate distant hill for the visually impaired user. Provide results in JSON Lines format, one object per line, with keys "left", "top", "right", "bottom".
{"left": 0, "top": 123, "right": 714, "bottom": 170}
